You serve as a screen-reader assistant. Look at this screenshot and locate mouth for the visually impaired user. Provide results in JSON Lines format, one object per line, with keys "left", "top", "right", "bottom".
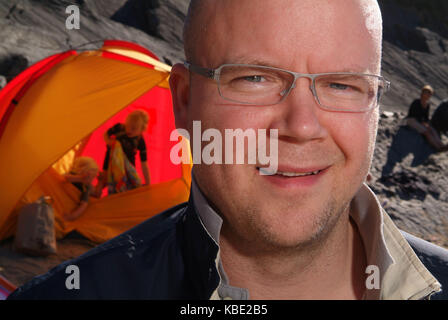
{"left": 256, "top": 165, "right": 329, "bottom": 189}
{"left": 256, "top": 167, "right": 323, "bottom": 177}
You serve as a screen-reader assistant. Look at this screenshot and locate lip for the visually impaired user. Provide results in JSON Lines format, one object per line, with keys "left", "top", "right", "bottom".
{"left": 257, "top": 165, "right": 330, "bottom": 189}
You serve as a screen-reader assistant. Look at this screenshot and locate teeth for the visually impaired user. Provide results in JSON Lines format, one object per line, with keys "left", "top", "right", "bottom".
{"left": 277, "top": 171, "right": 319, "bottom": 177}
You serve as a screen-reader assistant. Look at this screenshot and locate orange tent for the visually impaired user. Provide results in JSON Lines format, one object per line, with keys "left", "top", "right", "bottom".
{"left": 0, "top": 40, "right": 191, "bottom": 243}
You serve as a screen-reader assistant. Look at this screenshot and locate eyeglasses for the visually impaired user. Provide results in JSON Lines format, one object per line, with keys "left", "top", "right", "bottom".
{"left": 185, "top": 62, "right": 390, "bottom": 112}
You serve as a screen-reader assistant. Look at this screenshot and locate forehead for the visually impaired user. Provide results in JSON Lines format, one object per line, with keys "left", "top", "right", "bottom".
{"left": 190, "top": 0, "right": 382, "bottom": 73}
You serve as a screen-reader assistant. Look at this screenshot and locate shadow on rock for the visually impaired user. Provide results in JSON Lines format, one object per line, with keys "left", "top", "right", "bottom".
{"left": 381, "top": 125, "right": 436, "bottom": 177}
{"left": 111, "top": 0, "right": 161, "bottom": 39}
{"left": 0, "top": 54, "right": 29, "bottom": 82}
{"left": 378, "top": 169, "right": 441, "bottom": 201}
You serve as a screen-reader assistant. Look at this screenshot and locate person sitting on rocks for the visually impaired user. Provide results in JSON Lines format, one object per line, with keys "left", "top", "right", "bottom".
{"left": 430, "top": 98, "right": 448, "bottom": 139}
{"left": 405, "top": 85, "right": 448, "bottom": 152}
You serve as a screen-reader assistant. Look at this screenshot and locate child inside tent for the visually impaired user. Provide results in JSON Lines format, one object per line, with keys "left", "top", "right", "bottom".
{"left": 64, "top": 157, "right": 101, "bottom": 221}
{"left": 101, "top": 110, "right": 151, "bottom": 194}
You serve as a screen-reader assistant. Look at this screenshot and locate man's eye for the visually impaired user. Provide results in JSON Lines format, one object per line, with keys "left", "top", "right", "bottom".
{"left": 241, "top": 75, "right": 265, "bottom": 83}
{"left": 329, "top": 83, "right": 349, "bottom": 90}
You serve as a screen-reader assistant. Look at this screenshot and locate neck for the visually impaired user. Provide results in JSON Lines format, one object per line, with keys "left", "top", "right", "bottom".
{"left": 219, "top": 211, "right": 367, "bottom": 300}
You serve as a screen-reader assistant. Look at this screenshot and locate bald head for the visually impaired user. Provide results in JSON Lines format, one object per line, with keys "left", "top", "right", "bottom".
{"left": 183, "top": 0, "right": 210, "bottom": 63}
{"left": 183, "top": 0, "right": 383, "bottom": 69}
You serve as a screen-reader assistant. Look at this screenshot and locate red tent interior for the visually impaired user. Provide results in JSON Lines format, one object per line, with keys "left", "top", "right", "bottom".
{"left": 79, "top": 85, "right": 181, "bottom": 194}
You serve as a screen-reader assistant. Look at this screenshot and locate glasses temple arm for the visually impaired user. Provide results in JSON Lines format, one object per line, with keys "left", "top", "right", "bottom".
{"left": 184, "top": 62, "right": 216, "bottom": 79}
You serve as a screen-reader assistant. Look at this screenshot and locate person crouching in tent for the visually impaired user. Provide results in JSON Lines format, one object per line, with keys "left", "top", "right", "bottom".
{"left": 101, "top": 110, "right": 151, "bottom": 194}
{"left": 64, "top": 157, "right": 102, "bottom": 221}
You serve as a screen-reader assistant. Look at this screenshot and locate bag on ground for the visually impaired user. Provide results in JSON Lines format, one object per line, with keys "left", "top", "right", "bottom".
{"left": 14, "top": 196, "right": 57, "bottom": 256}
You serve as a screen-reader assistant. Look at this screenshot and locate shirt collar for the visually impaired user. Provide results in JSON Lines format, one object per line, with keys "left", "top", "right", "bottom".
{"left": 191, "top": 176, "right": 223, "bottom": 246}
{"left": 191, "top": 176, "right": 441, "bottom": 300}
{"left": 349, "top": 183, "right": 394, "bottom": 299}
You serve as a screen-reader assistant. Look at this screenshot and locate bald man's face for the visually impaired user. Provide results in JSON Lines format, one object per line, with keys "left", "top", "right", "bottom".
{"left": 172, "top": 0, "right": 382, "bottom": 249}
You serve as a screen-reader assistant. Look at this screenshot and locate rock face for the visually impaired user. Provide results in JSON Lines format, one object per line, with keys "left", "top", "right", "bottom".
{"left": 0, "top": 0, "right": 187, "bottom": 81}
{"left": 379, "top": 0, "right": 448, "bottom": 111}
{"left": 0, "top": 0, "right": 447, "bottom": 247}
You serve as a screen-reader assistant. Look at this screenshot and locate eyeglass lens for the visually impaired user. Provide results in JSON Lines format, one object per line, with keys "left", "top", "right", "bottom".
{"left": 217, "top": 65, "right": 383, "bottom": 111}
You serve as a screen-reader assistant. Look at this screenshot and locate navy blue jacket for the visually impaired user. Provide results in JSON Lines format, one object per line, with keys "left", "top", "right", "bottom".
{"left": 7, "top": 197, "right": 448, "bottom": 300}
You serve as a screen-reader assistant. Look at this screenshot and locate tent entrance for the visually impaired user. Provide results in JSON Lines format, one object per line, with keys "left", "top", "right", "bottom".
{"left": 0, "top": 41, "right": 192, "bottom": 243}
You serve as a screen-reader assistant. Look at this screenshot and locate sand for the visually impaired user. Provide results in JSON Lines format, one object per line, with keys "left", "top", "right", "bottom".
{"left": 0, "top": 235, "right": 96, "bottom": 288}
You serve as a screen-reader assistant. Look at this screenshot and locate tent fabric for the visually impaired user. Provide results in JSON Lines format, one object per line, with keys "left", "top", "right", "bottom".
{"left": 0, "top": 40, "right": 192, "bottom": 243}
{"left": 3, "top": 163, "right": 190, "bottom": 243}
{"left": 0, "top": 51, "right": 76, "bottom": 137}
{"left": 103, "top": 40, "right": 161, "bottom": 61}
{"left": 0, "top": 275, "right": 16, "bottom": 300}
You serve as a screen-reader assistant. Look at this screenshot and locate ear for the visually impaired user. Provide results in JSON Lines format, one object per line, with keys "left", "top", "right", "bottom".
{"left": 169, "top": 63, "right": 190, "bottom": 131}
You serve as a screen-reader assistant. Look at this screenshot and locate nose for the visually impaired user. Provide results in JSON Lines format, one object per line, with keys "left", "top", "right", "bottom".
{"left": 275, "top": 77, "right": 328, "bottom": 143}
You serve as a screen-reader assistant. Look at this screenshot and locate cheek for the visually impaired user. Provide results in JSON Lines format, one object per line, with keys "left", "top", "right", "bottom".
{"left": 328, "top": 110, "right": 378, "bottom": 170}
{"left": 189, "top": 87, "right": 270, "bottom": 190}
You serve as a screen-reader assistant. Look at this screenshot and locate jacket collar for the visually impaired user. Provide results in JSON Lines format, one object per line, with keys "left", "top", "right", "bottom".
{"left": 181, "top": 193, "right": 220, "bottom": 299}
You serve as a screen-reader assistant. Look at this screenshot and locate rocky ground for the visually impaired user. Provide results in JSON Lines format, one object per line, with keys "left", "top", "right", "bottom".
{"left": 0, "top": 0, "right": 448, "bottom": 288}
{"left": 370, "top": 111, "right": 448, "bottom": 248}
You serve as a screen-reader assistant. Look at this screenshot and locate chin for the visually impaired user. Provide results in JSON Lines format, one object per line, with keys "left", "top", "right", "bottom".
{"left": 235, "top": 197, "right": 343, "bottom": 252}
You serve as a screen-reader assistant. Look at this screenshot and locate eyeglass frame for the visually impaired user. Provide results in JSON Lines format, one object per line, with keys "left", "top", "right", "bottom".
{"left": 184, "top": 62, "right": 391, "bottom": 112}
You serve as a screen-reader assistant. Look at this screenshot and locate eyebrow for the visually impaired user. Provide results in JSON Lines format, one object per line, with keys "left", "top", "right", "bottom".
{"left": 222, "top": 57, "right": 373, "bottom": 74}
